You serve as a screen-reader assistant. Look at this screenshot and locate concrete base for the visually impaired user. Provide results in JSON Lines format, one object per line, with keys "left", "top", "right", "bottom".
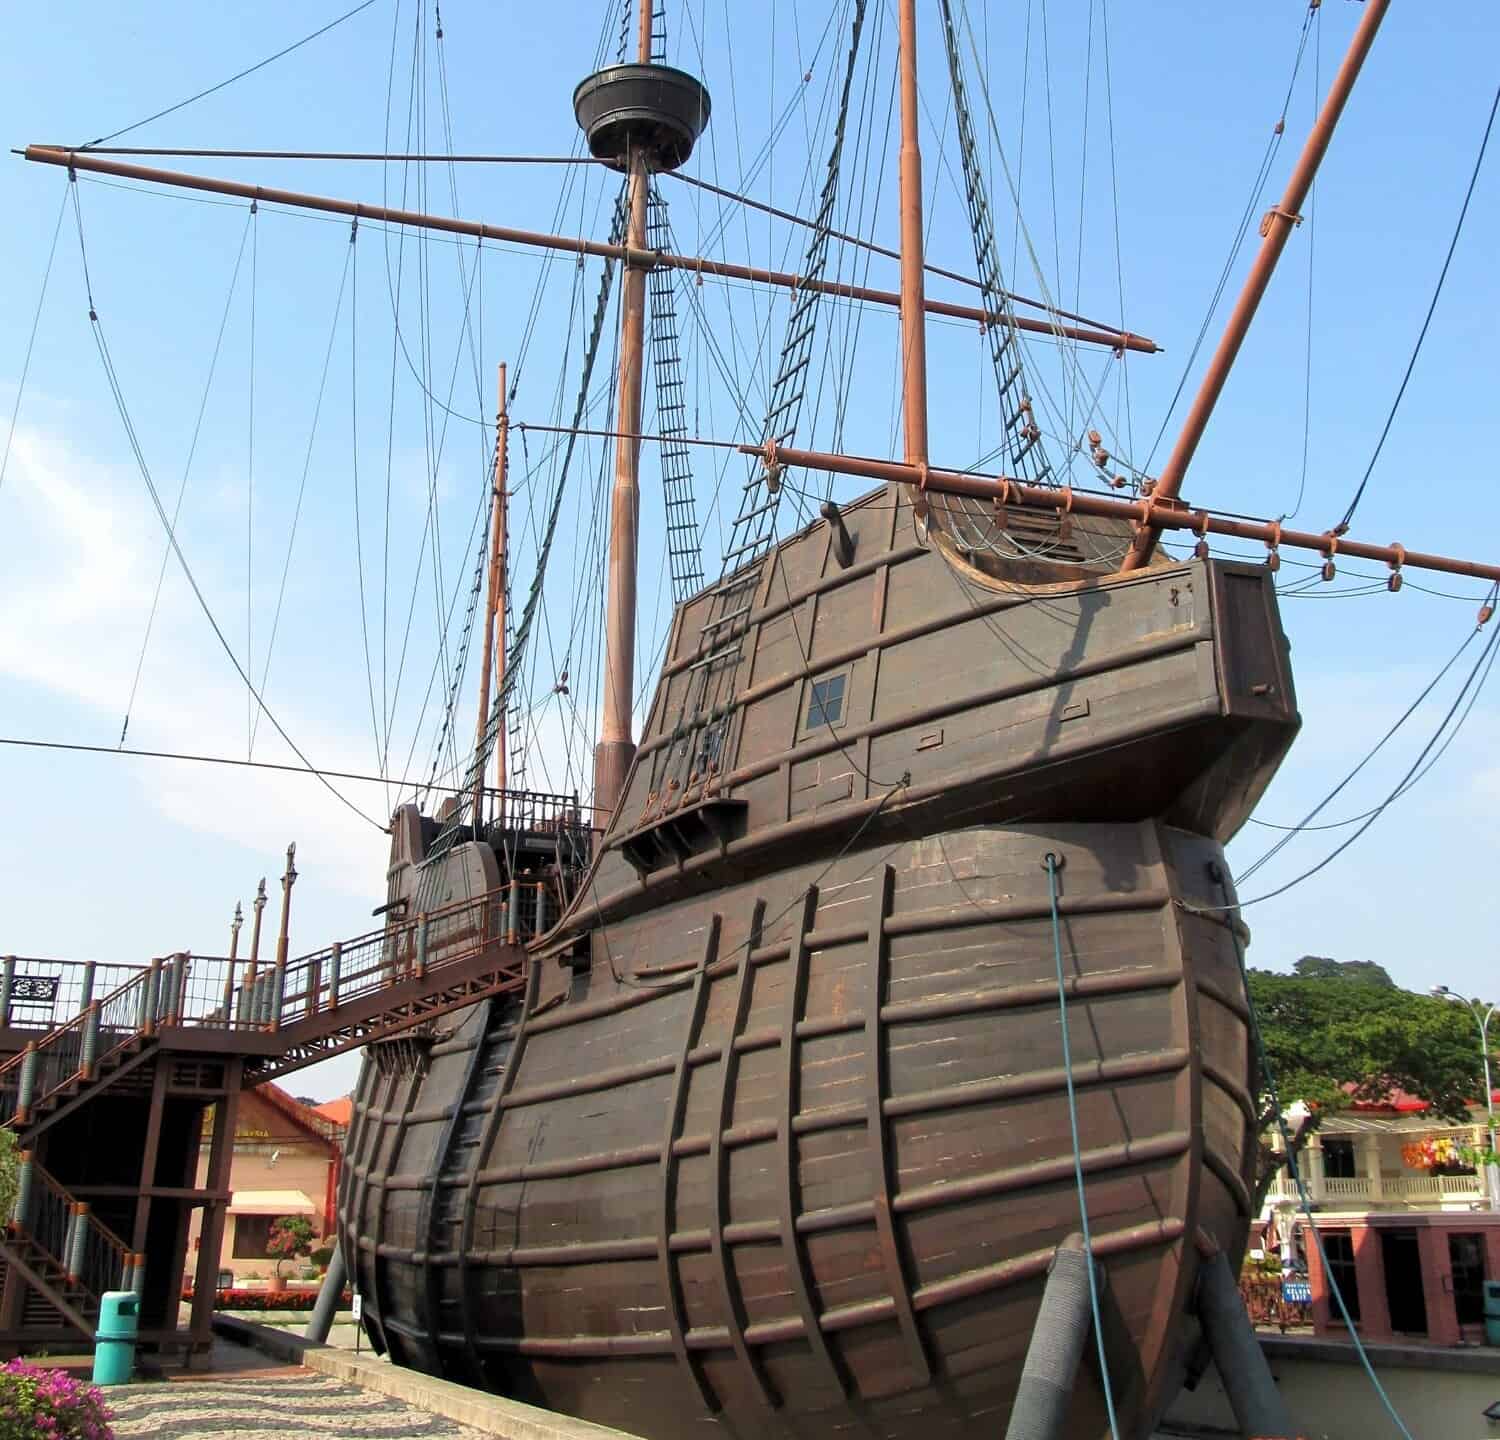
{"left": 1163, "top": 1333, "right": 1500, "bottom": 1440}
{"left": 212, "top": 1314, "right": 644, "bottom": 1440}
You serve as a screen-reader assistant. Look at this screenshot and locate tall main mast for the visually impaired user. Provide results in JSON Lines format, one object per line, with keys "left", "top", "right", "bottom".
{"left": 593, "top": 4, "right": 654, "bottom": 825}
{"left": 574, "top": 7, "right": 711, "bottom": 824}
{"left": 897, "top": 0, "right": 930, "bottom": 475}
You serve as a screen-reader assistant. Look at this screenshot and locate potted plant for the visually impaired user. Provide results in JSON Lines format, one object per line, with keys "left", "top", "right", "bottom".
{"left": 265, "top": 1215, "right": 315, "bottom": 1294}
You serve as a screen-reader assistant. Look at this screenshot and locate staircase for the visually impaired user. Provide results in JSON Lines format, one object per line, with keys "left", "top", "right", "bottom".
{"left": 0, "top": 967, "right": 160, "bottom": 1141}
{"left": 0, "top": 871, "right": 543, "bottom": 1358}
{"left": 0, "top": 1159, "right": 132, "bottom": 1350}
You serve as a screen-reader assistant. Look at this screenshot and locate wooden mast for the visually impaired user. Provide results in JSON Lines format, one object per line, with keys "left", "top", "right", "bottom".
{"left": 897, "top": 0, "right": 930, "bottom": 480}
{"left": 1122, "top": 0, "right": 1391, "bottom": 571}
{"left": 592, "top": 1, "right": 655, "bottom": 825}
{"left": 474, "top": 362, "right": 508, "bottom": 829}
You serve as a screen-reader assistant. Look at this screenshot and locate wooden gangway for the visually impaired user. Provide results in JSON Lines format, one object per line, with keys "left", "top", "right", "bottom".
{"left": 0, "top": 883, "right": 533, "bottom": 1362}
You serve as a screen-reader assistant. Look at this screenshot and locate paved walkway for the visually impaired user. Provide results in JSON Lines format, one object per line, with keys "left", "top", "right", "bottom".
{"left": 105, "top": 1372, "right": 493, "bottom": 1439}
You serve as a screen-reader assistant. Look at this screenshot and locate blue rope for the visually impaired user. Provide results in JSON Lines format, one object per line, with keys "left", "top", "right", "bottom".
{"left": 1044, "top": 852, "right": 1120, "bottom": 1440}
{"left": 1211, "top": 866, "right": 1415, "bottom": 1440}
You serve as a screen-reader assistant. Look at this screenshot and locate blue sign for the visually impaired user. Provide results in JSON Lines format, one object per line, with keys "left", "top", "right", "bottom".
{"left": 1281, "top": 1280, "right": 1312, "bottom": 1304}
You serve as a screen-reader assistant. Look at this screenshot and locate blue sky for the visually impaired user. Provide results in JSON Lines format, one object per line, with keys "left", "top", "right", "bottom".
{"left": 2, "top": 1, "right": 1498, "bottom": 1100}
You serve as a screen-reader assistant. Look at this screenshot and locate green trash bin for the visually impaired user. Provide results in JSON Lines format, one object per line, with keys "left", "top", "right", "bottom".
{"left": 93, "top": 1290, "right": 139, "bottom": 1385}
{"left": 1484, "top": 1279, "right": 1500, "bottom": 1347}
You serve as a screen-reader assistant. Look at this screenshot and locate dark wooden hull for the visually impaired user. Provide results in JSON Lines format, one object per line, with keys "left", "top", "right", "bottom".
{"left": 343, "top": 820, "right": 1260, "bottom": 1439}
{"left": 340, "top": 488, "right": 1297, "bottom": 1440}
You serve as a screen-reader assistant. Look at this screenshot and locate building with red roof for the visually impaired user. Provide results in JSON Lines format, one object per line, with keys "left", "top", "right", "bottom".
{"left": 186, "top": 1083, "right": 348, "bottom": 1286}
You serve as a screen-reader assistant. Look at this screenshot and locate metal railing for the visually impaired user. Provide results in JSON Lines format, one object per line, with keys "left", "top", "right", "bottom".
{"left": 483, "top": 786, "right": 593, "bottom": 832}
{"left": 0, "top": 957, "right": 145, "bottom": 1031}
{"left": 1267, "top": 1172, "right": 1487, "bottom": 1205}
{"left": 7, "top": 1157, "right": 130, "bottom": 1303}
{"left": 0, "top": 878, "right": 542, "bottom": 1124}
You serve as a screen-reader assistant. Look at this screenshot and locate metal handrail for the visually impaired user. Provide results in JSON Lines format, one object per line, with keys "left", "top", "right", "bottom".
{"left": 0, "top": 877, "right": 543, "bottom": 1123}
{"left": 9, "top": 1160, "right": 129, "bottom": 1300}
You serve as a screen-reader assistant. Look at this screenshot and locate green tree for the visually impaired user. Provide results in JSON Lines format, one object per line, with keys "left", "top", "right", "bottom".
{"left": 1291, "top": 956, "right": 1395, "bottom": 987}
{"left": 0, "top": 1129, "right": 17, "bottom": 1224}
{"left": 1249, "top": 970, "right": 1481, "bottom": 1208}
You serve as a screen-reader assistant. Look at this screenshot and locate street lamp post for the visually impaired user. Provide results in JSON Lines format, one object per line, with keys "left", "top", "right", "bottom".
{"left": 1433, "top": 985, "right": 1499, "bottom": 1211}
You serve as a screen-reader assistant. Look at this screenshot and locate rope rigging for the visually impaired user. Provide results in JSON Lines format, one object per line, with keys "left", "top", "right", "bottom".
{"left": 1213, "top": 871, "right": 1417, "bottom": 1440}
{"left": 1202, "top": 591, "right": 1500, "bottom": 911}
{"left": 1139, "top": 3, "right": 1320, "bottom": 481}
{"left": 0, "top": 189, "right": 68, "bottom": 502}
{"left": 246, "top": 198, "right": 258, "bottom": 759}
{"left": 78, "top": 0, "right": 381, "bottom": 150}
{"left": 119, "top": 209, "right": 254, "bottom": 750}
{"left": 1043, "top": 853, "right": 1120, "bottom": 1440}
{"left": 66, "top": 175, "right": 387, "bottom": 834}
{"left": 718, "top": 0, "right": 868, "bottom": 578}
{"left": 417, "top": 187, "right": 631, "bottom": 896}
{"left": 349, "top": 217, "right": 389, "bottom": 794}
{"left": 1335, "top": 78, "right": 1499, "bottom": 535}
{"left": 935, "top": 0, "right": 1070, "bottom": 564}
{"left": 250, "top": 238, "right": 356, "bottom": 752}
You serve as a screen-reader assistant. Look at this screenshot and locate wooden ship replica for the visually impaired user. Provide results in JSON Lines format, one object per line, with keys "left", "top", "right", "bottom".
{"left": 16, "top": 0, "right": 1499, "bottom": 1434}
{"left": 338, "top": 5, "right": 1311, "bottom": 1439}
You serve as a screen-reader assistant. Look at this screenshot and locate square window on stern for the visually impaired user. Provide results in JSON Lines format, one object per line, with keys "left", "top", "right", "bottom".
{"left": 807, "top": 673, "right": 847, "bottom": 730}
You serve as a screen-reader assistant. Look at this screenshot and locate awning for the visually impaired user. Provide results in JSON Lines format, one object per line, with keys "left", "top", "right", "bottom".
{"left": 228, "top": 1188, "right": 317, "bottom": 1215}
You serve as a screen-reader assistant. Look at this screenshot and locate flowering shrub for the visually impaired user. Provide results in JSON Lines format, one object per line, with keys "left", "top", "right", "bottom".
{"left": 178, "top": 1286, "right": 352, "bottom": 1311}
{"left": 0, "top": 1359, "right": 113, "bottom": 1440}
{"left": 1400, "top": 1134, "right": 1493, "bottom": 1172}
{"left": 265, "top": 1216, "right": 315, "bottom": 1280}
{"left": 1402, "top": 1135, "right": 1463, "bottom": 1169}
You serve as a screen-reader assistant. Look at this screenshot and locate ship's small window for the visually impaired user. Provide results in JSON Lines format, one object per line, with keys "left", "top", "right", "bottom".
{"left": 696, "top": 718, "right": 726, "bottom": 769}
{"left": 807, "top": 674, "right": 846, "bottom": 730}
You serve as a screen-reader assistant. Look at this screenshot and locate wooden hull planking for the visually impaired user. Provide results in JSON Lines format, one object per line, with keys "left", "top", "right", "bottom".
{"left": 342, "top": 820, "right": 1256, "bottom": 1440}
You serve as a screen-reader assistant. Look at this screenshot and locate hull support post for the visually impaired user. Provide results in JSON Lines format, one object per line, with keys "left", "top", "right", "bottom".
{"left": 1196, "top": 1246, "right": 1300, "bottom": 1440}
{"left": 1003, "top": 1233, "right": 1093, "bottom": 1440}
{"left": 304, "top": 1241, "right": 347, "bottom": 1345}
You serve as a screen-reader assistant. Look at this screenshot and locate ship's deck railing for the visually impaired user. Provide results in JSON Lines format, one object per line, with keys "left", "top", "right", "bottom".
{"left": 0, "top": 879, "right": 540, "bottom": 1124}
{"left": 480, "top": 786, "right": 598, "bottom": 837}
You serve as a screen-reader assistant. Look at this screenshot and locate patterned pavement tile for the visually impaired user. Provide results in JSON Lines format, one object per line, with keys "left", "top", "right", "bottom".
{"left": 104, "top": 1372, "right": 491, "bottom": 1439}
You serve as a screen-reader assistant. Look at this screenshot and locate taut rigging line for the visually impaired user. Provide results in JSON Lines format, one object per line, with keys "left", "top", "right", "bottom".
{"left": 66, "top": 174, "right": 388, "bottom": 836}
{"left": 0, "top": 736, "right": 602, "bottom": 813}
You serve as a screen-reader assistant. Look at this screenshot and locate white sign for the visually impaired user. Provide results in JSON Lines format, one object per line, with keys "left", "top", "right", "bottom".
{"left": 351, "top": 1292, "right": 363, "bottom": 1321}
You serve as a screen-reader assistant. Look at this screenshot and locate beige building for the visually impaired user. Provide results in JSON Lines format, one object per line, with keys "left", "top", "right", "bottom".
{"left": 186, "top": 1084, "right": 347, "bottom": 1285}
{"left": 1259, "top": 1090, "right": 1497, "bottom": 1349}
{"left": 1265, "top": 1091, "right": 1494, "bottom": 1215}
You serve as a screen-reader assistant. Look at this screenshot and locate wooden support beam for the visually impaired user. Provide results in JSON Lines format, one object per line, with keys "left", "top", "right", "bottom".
{"left": 189, "top": 1059, "right": 243, "bottom": 1365}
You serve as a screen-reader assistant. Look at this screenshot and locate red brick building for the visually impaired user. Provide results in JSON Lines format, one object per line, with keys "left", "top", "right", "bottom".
{"left": 1300, "top": 1211, "right": 1500, "bottom": 1346}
